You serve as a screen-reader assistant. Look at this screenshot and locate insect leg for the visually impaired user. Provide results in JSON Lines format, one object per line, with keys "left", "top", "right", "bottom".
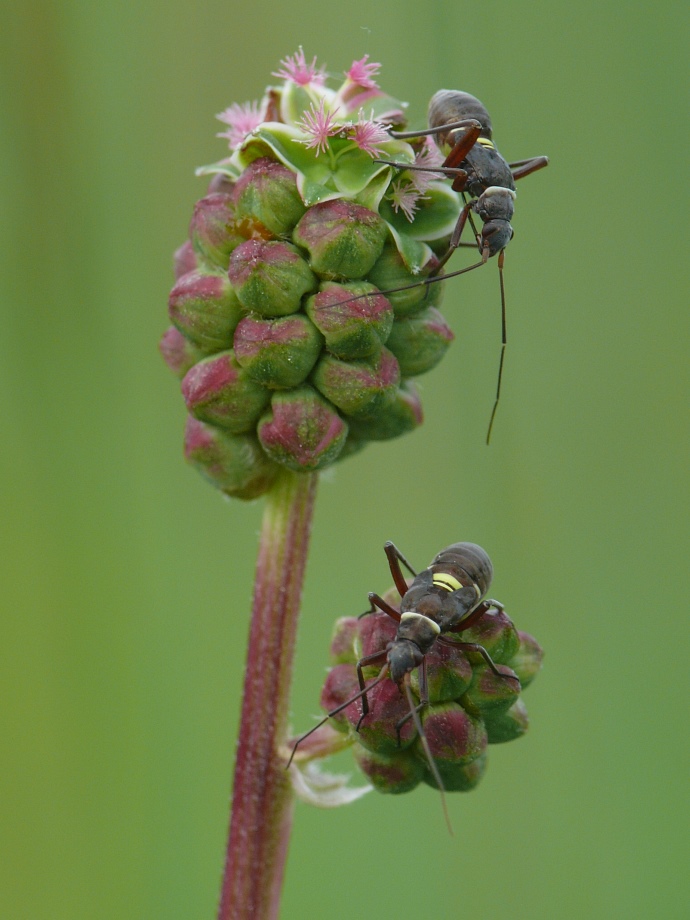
{"left": 388, "top": 118, "right": 481, "bottom": 142}
{"left": 368, "top": 592, "right": 402, "bottom": 622}
{"left": 510, "top": 155, "right": 549, "bottom": 181}
{"left": 455, "top": 642, "right": 521, "bottom": 686}
{"left": 383, "top": 541, "right": 417, "bottom": 595}
{"left": 482, "top": 598, "right": 505, "bottom": 612}
{"left": 432, "top": 199, "right": 477, "bottom": 275}
{"left": 356, "top": 651, "right": 389, "bottom": 728}
{"left": 286, "top": 663, "right": 390, "bottom": 768}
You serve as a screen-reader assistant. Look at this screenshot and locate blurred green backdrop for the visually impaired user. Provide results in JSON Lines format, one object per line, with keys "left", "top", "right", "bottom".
{"left": 2, "top": 0, "right": 688, "bottom": 917}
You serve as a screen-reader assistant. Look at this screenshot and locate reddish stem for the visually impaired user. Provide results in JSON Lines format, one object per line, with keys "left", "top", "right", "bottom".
{"left": 218, "top": 470, "right": 319, "bottom": 920}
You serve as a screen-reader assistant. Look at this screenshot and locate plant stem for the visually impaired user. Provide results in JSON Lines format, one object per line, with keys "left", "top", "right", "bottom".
{"left": 217, "top": 470, "right": 319, "bottom": 920}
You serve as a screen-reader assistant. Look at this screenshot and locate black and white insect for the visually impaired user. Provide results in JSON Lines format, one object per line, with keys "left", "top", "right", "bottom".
{"left": 287, "top": 541, "right": 520, "bottom": 827}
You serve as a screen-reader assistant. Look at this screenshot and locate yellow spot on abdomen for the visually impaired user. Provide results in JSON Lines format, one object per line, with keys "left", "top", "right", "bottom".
{"left": 433, "top": 572, "right": 463, "bottom": 592}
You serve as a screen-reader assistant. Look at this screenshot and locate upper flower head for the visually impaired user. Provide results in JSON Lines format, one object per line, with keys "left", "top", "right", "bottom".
{"left": 349, "top": 109, "right": 391, "bottom": 157}
{"left": 273, "top": 47, "right": 326, "bottom": 86}
{"left": 216, "top": 101, "right": 264, "bottom": 149}
{"left": 337, "top": 55, "right": 386, "bottom": 110}
{"left": 295, "top": 98, "right": 342, "bottom": 156}
{"left": 344, "top": 55, "right": 381, "bottom": 91}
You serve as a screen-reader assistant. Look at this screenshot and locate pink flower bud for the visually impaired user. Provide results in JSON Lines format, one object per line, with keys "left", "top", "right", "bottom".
{"left": 256, "top": 386, "right": 348, "bottom": 471}
{"left": 173, "top": 240, "right": 197, "bottom": 280}
{"left": 386, "top": 307, "right": 454, "bottom": 377}
{"left": 233, "top": 314, "right": 323, "bottom": 388}
{"left": 367, "top": 244, "right": 443, "bottom": 317}
{"left": 190, "top": 193, "right": 247, "bottom": 270}
{"left": 183, "top": 416, "right": 279, "bottom": 500}
{"left": 305, "top": 282, "right": 393, "bottom": 360}
{"left": 353, "top": 744, "right": 425, "bottom": 794}
{"left": 346, "top": 381, "right": 423, "bottom": 441}
{"left": 182, "top": 350, "right": 271, "bottom": 433}
{"left": 420, "top": 702, "right": 487, "bottom": 767}
{"left": 233, "top": 156, "right": 307, "bottom": 237}
{"left": 228, "top": 239, "right": 317, "bottom": 316}
{"left": 311, "top": 347, "right": 400, "bottom": 418}
{"left": 485, "top": 699, "right": 529, "bottom": 744}
{"left": 169, "top": 268, "right": 245, "bottom": 351}
{"left": 159, "top": 326, "right": 205, "bottom": 378}
{"left": 292, "top": 200, "right": 387, "bottom": 279}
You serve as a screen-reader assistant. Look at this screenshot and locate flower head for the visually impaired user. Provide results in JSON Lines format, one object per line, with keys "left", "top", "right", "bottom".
{"left": 389, "top": 178, "right": 426, "bottom": 221}
{"left": 349, "top": 109, "right": 391, "bottom": 157}
{"left": 344, "top": 55, "right": 381, "bottom": 91}
{"left": 295, "top": 98, "right": 342, "bottom": 156}
{"left": 273, "top": 47, "right": 326, "bottom": 86}
{"left": 216, "top": 101, "right": 264, "bottom": 149}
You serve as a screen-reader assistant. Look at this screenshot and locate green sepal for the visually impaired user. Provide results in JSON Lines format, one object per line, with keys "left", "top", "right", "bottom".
{"left": 385, "top": 223, "right": 434, "bottom": 274}
{"left": 195, "top": 158, "right": 242, "bottom": 182}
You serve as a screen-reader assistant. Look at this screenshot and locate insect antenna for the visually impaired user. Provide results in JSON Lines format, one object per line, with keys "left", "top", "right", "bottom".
{"left": 402, "top": 679, "right": 453, "bottom": 836}
{"left": 285, "top": 666, "right": 389, "bottom": 770}
{"left": 333, "top": 257, "right": 487, "bottom": 309}
{"left": 486, "top": 248, "right": 507, "bottom": 445}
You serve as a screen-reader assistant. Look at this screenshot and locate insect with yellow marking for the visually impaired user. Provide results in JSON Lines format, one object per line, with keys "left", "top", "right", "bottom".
{"left": 287, "top": 541, "right": 519, "bottom": 825}
{"left": 379, "top": 90, "right": 549, "bottom": 441}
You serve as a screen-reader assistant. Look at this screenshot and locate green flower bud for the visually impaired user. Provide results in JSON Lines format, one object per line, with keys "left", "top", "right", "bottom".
{"left": 182, "top": 350, "right": 271, "bottom": 433}
{"left": 190, "top": 193, "right": 247, "bottom": 270}
{"left": 358, "top": 610, "right": 397, "bottom": 659}
{"left": 457, "top": 606, "right": 521, "bottom": 665}
{"left": 329, "top": 617, "right": 360, "bottom": 666}
{"left": 355, "top": 678, "right": 417, "bottom": 755}
{"left": 419, "top": 702, "right": 487, "bottom": 768}
{"left": 305, "top": 282, "right": 393, "bottom": 360}
{"left": 183, "top": 416, "right": 279, "bottom": 500}
{"left": 367, "top": 244, "right": 443, "bottom": 316}
{"left": 174, "top": 240, "right": 197, "bottom": 279}
{"left": 426, "top": 751, "right": 487, "bottom": 793}
{"left": 311, "top": 347, "right": 400, "bottom": 419}
{"left": 485, "top": 699, "right": 529, "bottom": 744}
{"left": 257, "top": 385, "right": 348, "bottom": 471}
{"left": 292, "top": 200, "right": 388, "bottom": 280}
{"left": 508, "top": 631, "right": 544, "bottom": 688}
{"left": 159, "top": 326, "right": 205, "bottom": 379}
{"left": 228, "top": 239, "right": 317, "bottom": 316}
{"left": 233, "top": 314, "right": 323, "bottom": 388}
{"left": 319, "top": 663, "right": 361, "bottom": 732}
{"left": 461, "top": 663, "right": 521, "bottom": 718}
{"left": 353, "top": 744, "right": 425, "bottom": 794}
{"left": 385, "top": 307, "right": 454, "bottom": 377}
{"left": 169, "top": 268, "right": 245, "bottom": 351}
{"left": 346, "top": 381, "right": 423, "bottom": 441}
{"left": 410, "top": 642, "right": 473, "bottom": 705}
{"left": 233, "top": 156, "right": 307, "bottom": 237}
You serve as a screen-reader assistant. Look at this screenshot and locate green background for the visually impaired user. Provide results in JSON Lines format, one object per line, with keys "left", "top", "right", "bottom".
{"left": 2, "top": 1, "right": 688, "bottom": 917}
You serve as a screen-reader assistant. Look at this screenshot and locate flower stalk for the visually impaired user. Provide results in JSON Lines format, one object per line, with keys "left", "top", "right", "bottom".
{"left": 218, "top": 469, "right": 318, "bottom": 920}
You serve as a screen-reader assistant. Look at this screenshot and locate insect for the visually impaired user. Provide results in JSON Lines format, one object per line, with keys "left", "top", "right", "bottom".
{"left": 287, "top": 541, "right": 519, "bottom": 826}
{"left": 377, "top": 90, "right": 549, "bottom": 442}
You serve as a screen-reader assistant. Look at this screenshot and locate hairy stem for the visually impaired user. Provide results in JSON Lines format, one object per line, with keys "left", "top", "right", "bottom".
{"left": 218, "top": 470, "right": 319, "bottom": 920}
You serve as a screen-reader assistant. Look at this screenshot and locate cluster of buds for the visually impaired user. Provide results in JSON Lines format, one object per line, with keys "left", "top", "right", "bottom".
{"left": 161, "top": 49, "right": 463, "bottom": 499}
{"left": 312, "top": 584, "right": 543, "bottom": 795}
